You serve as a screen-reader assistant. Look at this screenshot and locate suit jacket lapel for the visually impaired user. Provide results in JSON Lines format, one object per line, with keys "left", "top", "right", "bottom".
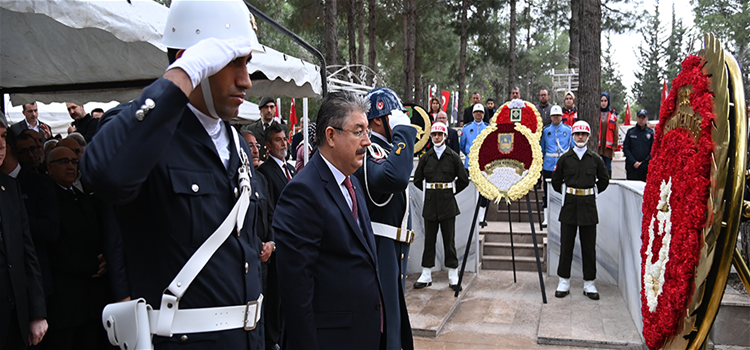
{"left": 0, "top": 177, "right": 11, "bottom": 256}
{"left": 313, "top": 155, "right": 374, "bottom": 261}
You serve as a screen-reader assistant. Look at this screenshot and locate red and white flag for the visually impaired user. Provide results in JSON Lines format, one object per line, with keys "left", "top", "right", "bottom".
{"left": 624, "top": 101, "right": 632, "bottom": 126}
{"left": 661, "top": 79, "right": 668, "bottom": 106}
{"left": 274, "top": 98, "right": 281, "bottom": 124}
{"left": 441, "top": 90, "right": 450, "bottom": 113}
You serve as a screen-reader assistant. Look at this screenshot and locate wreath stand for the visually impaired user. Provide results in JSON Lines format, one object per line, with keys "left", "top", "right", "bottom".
{"left": 454, "top": 191, "right": 548, "bottom": 304}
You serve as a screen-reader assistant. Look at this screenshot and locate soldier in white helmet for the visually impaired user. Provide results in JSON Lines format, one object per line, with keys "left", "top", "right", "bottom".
{"left": 81, "top": 0, "right": 266, "bottom": 348}
{"left": 550, "top": 121, "right": 609, "bottom": 300}
{"left": 413, "top": 122, "right": 470, "bottom": 291}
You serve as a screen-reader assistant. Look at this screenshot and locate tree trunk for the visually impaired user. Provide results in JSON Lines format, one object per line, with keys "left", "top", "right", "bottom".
{"left": 347, "top": 0, "right": 357, "bottom": 65}
{"left": 367, "top": 0, "right": 377, "bottom": 85}
{"left": 458, "top": 0, "right": 468, "bottom": 120}
{"left": 508, "top": 0, "right": 517, "bottom": 99}
{"left": 325, "top": 0, "right": 338, "bottom": 67}
{"left": 577, "top": 0, "right": 601, "bottom": 147}
{"left": 357, "top": 0, "right": 365, "bottom": 72}
{"left": 415, "top": 38, "right": 423, "bottom": 106}
{"left": 568, "top": 0, "right": 580, "bottom": 69}
{"left": 402, "top": 0, "right": 416, "bottom": 102}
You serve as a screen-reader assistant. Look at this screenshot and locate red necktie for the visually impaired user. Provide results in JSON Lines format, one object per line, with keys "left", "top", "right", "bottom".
{"left": 283, "top": 164, "right": 292, "bottom": 182}
{"left": 343, "top": 176, "right": 358, "bottom": 222}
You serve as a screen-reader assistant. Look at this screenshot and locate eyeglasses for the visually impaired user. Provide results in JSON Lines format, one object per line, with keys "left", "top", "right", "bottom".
{"left": 332, "top": 126, "right": 369, "bottom": 139}
{"left": 50, "top": 158, "right": 79, "bottom": 165}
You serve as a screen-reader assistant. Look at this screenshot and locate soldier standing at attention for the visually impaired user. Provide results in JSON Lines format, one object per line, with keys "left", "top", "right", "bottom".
{"left": 551, "top": 121, "right": 609, "bottom": 300}
{"left": 413, "top": 122, "right": 470, "bottom": 291}
{"left": 352, "top": 87, "right": 416, "bottom": 350}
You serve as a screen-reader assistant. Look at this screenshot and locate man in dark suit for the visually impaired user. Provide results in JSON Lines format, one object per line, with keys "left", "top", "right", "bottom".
{"left": 0, "top": 120, "right": 48, "bottom": 349}
{"left": 273, "top": 92, "right": 383, "bottom": 350}
{"left": 247, "top": 129, "right": 283, "bottom": 350}
{"left": 65, "top": 102, "right": 99, "bottom": 143}
{"left": 81, "top": 1, "right": 265, "bottom": 347}
{"left": 0, "top": 129, "right": 60, "bottom": 298}
{"left": 44, "top": 147, "right": 111, "bottom": 349}
{"left": 10, "top": 102, "right": 52, "bottom": 143}
{"left": 435, "top": 111, "right": 460, "bottom": 155}
{"left": 16, "top": 130, "right": 44, "bottom": 172}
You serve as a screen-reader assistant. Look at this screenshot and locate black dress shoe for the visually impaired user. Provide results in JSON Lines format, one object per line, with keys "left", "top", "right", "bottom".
{"left": 413, "top": 281, "right": 431, "bottom": 289}
{"left": 583, "top": 291, "right": 600, "bottom": 300}
{"left": 449, "top": 284, "right": 462, "bottom": 292}
{"left": 554, "top": 290, "right": 569, "bottom": 298}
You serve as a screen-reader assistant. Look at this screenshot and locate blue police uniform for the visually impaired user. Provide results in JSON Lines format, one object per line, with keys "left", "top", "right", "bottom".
{"left": 352, "top": 125, "right": 417, "bottom": 350}
{"left": 81, "top": 78, "right": 264, "bottom": 349}
{"left": 460, "top": 120, "right": 488, "bottom": 168}
{"left": 622, "top": 124, "right": 654, "bottom": 181}
{"left": 540, "top": 123, "right": 573, "bottom": 172}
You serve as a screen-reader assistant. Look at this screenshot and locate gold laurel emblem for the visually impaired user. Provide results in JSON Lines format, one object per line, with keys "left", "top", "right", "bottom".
{"left": 498, "top": 133, "right": 514, "bottom": 154}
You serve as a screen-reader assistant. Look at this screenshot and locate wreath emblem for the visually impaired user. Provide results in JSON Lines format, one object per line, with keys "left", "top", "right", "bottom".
{"left": 469, "top": 100, "right": 543, "bottom": 203}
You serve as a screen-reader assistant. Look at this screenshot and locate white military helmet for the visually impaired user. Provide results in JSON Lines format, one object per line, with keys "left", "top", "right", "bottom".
{"left": 571, "top": 120, "right": 591, "bottom": 134}
{"left": 431, "top": 122, "right": 448, "bottom": 136}
{"left": 162, "top": 0, "right": 263, "bottom": 53}
{"left": 550, "top": 105, "right": 563, "bottom": 116}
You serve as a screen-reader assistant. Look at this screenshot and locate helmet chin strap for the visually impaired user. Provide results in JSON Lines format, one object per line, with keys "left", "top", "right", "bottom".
{"left": 433, "top": 140, "right": 445, "bottom": 148}
{"left": 200, "top": 78, "right": 221, "bottom": 120}
{"left": 382, "top": 116, "right": 392, "bottom": 143}
{"left": 575, "top": 136, "right": 589, "bottom": 148}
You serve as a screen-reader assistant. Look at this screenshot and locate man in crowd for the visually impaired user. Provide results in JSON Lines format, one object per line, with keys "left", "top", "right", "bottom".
{"left": 436, "top": 111, "right": 459, "bottom": 154}
{"left": 460, "top": 103, "right": 488, "bottom": 169}
{"left": 81, "top": 0, "right": 266, "bottom": 347}
{"left": 44, "top": 146, "right": 111, "bottom": 349}
{"left": 537, "top": 89, "right": 552, "bottom": 127}
{"left": 90, "top": 108, "right": 105, "bottom": 119}
{"left": 256, "top": 121, "right": 293, "bottom": 350}
{"left": 462, "top": 92, "right": 483, "bottom": 126}
{"left": 622, "top": 109, "right": 654, "bottom": 181}
{"left": 540, "top": 105, "right": 572, "bottom": 208}
{"left": 248, "top": 97, "right": 288, "bottom": 161}
{"left": 0, "top": 119, "right": 48, "bottom": 349}
{"left": 16, "top": 130, "right": 44, "bottom": 173}
{"left": 65, "top": 102, "right": 99, "bottom": 143}
{"left": 0, "top": 129, "right": 60, "bottom": 301}
{"left": 551, "top": 121, "right": 609, "bottom": 300}
{"left": 274, "top": 92, "right": 383, "bottom": 349}
{"left": 510, "top": 87, "right": 521, "bottom": 100}
{"left": 353, "top": 87, "right": 416, "bottom": 350}
{"left": 484, "top": 98, "right": 496, "bottom": 123}
{"left": 413, "top": 122, "right": 470, "bottom": 291}
{"left": 11, "top": 102, "right": 51, "bottom": 143}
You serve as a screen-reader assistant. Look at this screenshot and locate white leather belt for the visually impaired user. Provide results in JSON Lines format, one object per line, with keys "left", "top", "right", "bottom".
{"left": 546, "top": 152, "right": 563, "bottom": 158}
{"left": 566, "top": 187, "right": 595, "bottom": 196}
{"left": 372, "top": 222, "right": 415, "bottom": 244}
{"left": 148, "top": 295, "right": 263, "bottom": 334}
{"left": 426, "top": 182, "right": 453, "bottom": 189}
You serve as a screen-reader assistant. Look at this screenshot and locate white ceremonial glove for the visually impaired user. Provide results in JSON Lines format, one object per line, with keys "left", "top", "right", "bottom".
{"left": 167, "top": 37, "right": 254, "bottom": 89}
{"left": 388, "top": 109, "right": 411, "bottom": 130}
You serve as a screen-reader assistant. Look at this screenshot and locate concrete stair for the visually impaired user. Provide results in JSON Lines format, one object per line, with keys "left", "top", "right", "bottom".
{"left": 483, "top": 189, "right": 546, "bottom": 224}
{"left": 479, "top": 221, "right": 547, "bottom": 272}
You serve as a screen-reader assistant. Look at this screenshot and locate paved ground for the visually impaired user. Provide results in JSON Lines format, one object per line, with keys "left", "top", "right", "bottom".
{"left": 409, "top": 270, "right": 642, "bottom": 350}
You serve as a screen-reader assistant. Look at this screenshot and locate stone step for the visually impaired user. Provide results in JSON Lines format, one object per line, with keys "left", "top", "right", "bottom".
{"left": 479, "top": 221, "right": 548, "bottom": 235}
{"left": 482, "top": 231, "right": 547, "bottom": 244}
{"left": 481, "top": 255, "right": 547, "bottom": 271}
{"left": 483, "top": 242, "right": 543, "bottom": 257}
{"left": 489, "top": 211, "right": 545, "bottom": 223}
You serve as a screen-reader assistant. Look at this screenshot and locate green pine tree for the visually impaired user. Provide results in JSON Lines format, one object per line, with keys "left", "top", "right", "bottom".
{"left": 664, "top": 1, "right": 687, "bottom": 82}
{"left": 633, "top": 1, "right": 664, "bottom": 120}
{"left": 601, "top": 34, "right": 628, "bottom": 118}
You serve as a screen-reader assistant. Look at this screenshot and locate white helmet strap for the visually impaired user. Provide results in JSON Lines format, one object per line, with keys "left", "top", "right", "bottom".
{"left": 200, "top": 78, "right": 221, "bottom": 119}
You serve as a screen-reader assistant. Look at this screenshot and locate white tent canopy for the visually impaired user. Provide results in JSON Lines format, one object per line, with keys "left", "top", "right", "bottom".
{"left": 0, "top": 0, "right": 322, "bottom": 106}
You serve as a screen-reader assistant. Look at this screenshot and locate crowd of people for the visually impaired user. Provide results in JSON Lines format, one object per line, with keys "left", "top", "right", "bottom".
{"left": 1, "top": 1, "right": 658, "bottom": 349}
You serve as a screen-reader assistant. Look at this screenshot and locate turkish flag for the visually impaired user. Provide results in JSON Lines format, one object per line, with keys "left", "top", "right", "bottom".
{"left": 624, "top": 101, "right": 632, "bottom": 126}
{"left": 441, "top": 90, "right": 450, "bottom": 112}
{"left": 274, "top": 98, "right": 281, "bottom": 124}
{"left": 661, "top": 79, "right": 668, "bottom": 107}
{"left": 289, "top": 98, "right": 298, "bottom": 126}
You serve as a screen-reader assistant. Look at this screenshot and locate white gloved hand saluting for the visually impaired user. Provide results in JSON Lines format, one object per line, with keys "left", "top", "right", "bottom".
{"left": 388, "top": 109, "right": 411, "bottom": 130}
{"left": 166, "top": 37, "right": 254, "bottom": 89}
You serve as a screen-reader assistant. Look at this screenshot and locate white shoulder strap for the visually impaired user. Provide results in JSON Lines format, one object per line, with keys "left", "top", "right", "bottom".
{"left": 155, "top": 127, "right": 253, "bottom": 337}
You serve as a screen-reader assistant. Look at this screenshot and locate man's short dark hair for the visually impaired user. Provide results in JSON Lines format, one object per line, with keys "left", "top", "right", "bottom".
{"left": 91, "top": 108, "right": 105, "bottom": 114}
{"left": 18, "top": 129, "right": 38, "bottom": 141}
{"left": 512, "top": 87, "right": 520, "bottom": 91}
{"left": 486, "top": 98, "right": 494, "bottom": 103}
{"left": 5, "top": 128, "right": 18, "bottom": 158}
{"left": 22, "top": 102, "right": 36, "bottom": 112}
{"left": 167, "top": 48, "right": 179, "bottom": 64}
{"left": 265, "top": 122, "right": 285, "bottom": 142}
{"left": 315, "top": 92, "right": 369, "bottom": 148}
{"left": 472, "top": 92, "right": 480, "bottom": 96}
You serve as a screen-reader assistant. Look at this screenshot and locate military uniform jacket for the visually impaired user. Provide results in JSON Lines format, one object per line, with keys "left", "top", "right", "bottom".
{"left": 81, "top": 78, "right": 263, "bottom": 348}
{"left": 622, "top": 124, "right": 654, "bottom": 178}
{"left": 413, "top": 147, "right": 469, "bottom": 221}
{"left": 551, "top": 148, "right": 609, "bottom": 226}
